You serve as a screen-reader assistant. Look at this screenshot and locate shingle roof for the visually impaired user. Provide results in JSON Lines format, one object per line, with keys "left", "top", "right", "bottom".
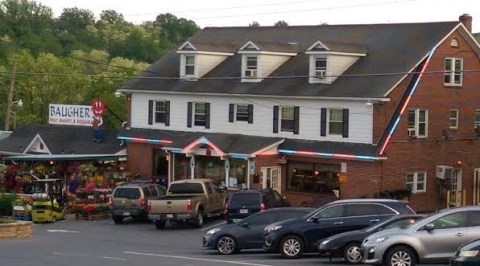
{"left": 122, "top": 22, "right": 459, "bottom": 98}
{"left": 279, "top": 138, "right": 379, "bottom": 158}
{"left": 0, "top": 124, "right": 124, "bottom": 155}
{"left": 119, "top": 127, "right": 283, "bottom": 155}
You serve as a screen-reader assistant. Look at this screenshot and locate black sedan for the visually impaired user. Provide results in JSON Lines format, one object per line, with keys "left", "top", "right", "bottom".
{"left": 318, "top": 214, "right": 424, "bottom": 263}
{"left": 451, "top": 238, "right": 480, "bottom": 266}
{"left": 203, "top": 207, "right": 313, "bottom": 255}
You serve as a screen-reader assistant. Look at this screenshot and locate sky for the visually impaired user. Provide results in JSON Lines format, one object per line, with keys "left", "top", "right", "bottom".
{"left": 37, "top": 0, "right": 479, "bottom": 33}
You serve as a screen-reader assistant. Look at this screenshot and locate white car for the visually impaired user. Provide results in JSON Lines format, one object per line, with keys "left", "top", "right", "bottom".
{"left": 361, "top": 206, "right": 480, "bottom": 266}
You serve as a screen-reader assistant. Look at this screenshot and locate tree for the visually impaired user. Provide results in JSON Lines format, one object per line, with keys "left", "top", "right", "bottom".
{"left": 249, "top": 21, "right": 260, "bottom": 27}
{"left": 274, "top": 20, "right": 288, "bottom": 27}
{"left": 155, "top": 13, "right": 200, "bottom": 45}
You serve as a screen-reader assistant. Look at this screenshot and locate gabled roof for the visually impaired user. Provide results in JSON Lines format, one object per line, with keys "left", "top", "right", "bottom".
{"left": 121, "top": 21, "right": 460, "bottom": 98}
{"left": 0, "top": 124, "right": 124, "bottom": 156}
{"left": 177, "top": 41, "right": 237, "bottom": 54}
{"left": 239, "top": 40, "right": 299, "bottom": 54}
{"left": 307, "top": 40, "right": 368, "bottom": 54}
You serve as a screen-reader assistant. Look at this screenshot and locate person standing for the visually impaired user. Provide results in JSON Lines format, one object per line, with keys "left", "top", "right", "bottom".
{"left": 68, "top": 173, "right": 80, "bottom": 194}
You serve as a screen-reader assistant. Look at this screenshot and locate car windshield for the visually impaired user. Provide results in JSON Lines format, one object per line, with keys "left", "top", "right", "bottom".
{"left": 229, "top": 193, "right": 261, "bottom": 208}
{"left": 114, "top": 188, "right": 140, "bottom": 199}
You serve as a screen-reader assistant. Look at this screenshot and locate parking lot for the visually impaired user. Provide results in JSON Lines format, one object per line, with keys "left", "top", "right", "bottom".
{"left": 0, "top": 216, "right": 452, "bottom": 266}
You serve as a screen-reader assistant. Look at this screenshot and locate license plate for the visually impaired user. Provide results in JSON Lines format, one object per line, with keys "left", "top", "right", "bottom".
{"left": 123, "top": 212, "right": 130, "bottom": 216}
{"left": 240, "top": 209, "right": 249, "bottom": 214}
{"left": 166, "top": 214, "right": 173, "bottom": 218}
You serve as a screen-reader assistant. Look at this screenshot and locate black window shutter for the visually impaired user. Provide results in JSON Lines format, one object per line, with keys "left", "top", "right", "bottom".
{"left": 342, "top": 109, "right": 349, "bottom": 138}
{"left": 320, "top": 108, "right": 327, "bottom": 136}
{"left": 273, "top": 106, "right": 279, "bottom": 133}
{"left": 248, "top": 104, "right": 254, "bottom": 124}
{"left": 294, "top": 106, "right": 300, "bottom": 134}
{"left": 165, "top": 101, "right": 170, "bottom": 126}
{"left": 187, "top": 102, "right": 192, "bottom": 128}
{"left": 228, "top": 104, "right": 234, "bottom": 123}
{"left": 148, "top": 100, "right": 153, "bottom": 125}
{"left": 205, "top": 103, "right": 211, "bottom": 129}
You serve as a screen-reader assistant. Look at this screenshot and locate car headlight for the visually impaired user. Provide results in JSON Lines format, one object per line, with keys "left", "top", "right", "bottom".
{"left": 205, "top": 228, "right": 221, "bottom": 236}
{"left": 321, "top": 239, "right": 330, "bottom": 245}
{"left": 264, "top": 225, "right": 282, "bottom": 233}
{"left": 375, "top": 237, "right": 389, "bottom": 243}
{"left": 459, "top": 250, "right": 479, "bottom": 257}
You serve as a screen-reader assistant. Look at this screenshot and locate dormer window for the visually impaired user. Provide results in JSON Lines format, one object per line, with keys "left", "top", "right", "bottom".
{"left": 315, "top": 57, "right": 327, "bottom": 79}
{"left": 244, "top": 56, "right": 258, "bottom": 78}
{"left": 182, "top": 55, "right": 196, "bottom": 77}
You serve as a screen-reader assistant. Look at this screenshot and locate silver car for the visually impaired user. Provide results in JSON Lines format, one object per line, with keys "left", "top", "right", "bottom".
{"left": 361, "top": 206, "right": 480, "bottom": 266}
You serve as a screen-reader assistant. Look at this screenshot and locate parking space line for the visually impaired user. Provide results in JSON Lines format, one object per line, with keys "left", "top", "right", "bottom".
{"left": 101, "top": 256, "right": 127, "bottom": 261}
{"left": 201, "top": 221, "right": 226, "bottom": 231}
{"left": 124, "top": 251, "right": 273, "bottom": 266}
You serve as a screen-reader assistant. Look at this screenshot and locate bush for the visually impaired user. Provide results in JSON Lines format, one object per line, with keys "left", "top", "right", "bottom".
{"left": 0, "top": 194, "right": 16, "bottom": 216}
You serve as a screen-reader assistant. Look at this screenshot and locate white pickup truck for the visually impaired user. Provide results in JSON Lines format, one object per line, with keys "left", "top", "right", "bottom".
{"left": 147, "top": 179, "right": 227, "bottom": 229}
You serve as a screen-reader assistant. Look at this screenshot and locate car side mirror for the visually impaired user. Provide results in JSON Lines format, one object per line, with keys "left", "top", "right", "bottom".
{"left": 424, "top": 223, "right": 435, "bottom": 231}
{"left": 311, "top": 217, "right": 319, "bottom": 223}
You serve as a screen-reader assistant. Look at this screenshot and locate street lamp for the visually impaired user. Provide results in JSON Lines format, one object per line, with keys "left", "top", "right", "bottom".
{"left": 5, "top": 99, "right": 22, "bottom": 130}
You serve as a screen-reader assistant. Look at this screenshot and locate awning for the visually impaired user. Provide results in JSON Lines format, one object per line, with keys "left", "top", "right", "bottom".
{"left": 3, "top": 154, "right": 127, "bottom": 162}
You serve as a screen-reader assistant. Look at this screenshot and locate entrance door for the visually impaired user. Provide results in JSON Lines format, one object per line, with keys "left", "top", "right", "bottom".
{"left": 450, "top": 169, "right": 463, "bottom": 207}
{"left": 473, "top": 169, "right": 480, "bottom": 204}
{"left": 261, "top": 167, "right": 281, "bottom": 193}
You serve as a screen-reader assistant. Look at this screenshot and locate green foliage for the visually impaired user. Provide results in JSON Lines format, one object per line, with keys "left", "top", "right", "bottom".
{"left": 0, "top": 194, "right": 15, "bottom": 216}
{"left": 0, "top": 1, "right": 201, "bottom": 129}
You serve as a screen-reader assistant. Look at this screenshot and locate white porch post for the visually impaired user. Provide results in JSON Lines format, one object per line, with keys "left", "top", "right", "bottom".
{"left": 168, "top": 152, "right": 173, "bottom": 184}
{"left": 190, "top": 155, "right": 195, "bottom": 179}
{"left": 246, "top": 159, "right": 251, "bottom": 189}
{"left": 224, "top": 158, "right": 230, "bottom": 187}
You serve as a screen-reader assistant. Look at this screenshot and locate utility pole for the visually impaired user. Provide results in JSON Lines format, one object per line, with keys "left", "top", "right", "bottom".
{"left": 4, "top": 60, "right": 17, "bottom": 131}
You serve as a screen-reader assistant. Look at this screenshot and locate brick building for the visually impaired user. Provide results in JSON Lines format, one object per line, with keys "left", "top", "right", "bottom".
{"left": 117, "top": 14, "right": 480, "bottom": 212}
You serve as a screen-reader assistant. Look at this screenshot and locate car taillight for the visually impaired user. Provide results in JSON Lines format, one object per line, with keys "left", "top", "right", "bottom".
{"left": 147, "top": 201, "right": 152, "bottom": 212}
{"left": 260, "top": 202, "right": 265, "bottom": 211}
{"left": 187, "top": 200, "right": 192, "bottom": 211}
{"left": 140, "top": 198, "right": 148, "bottom": 208}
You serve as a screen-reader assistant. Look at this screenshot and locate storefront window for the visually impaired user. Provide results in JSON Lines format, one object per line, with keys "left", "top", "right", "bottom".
{"left": 228, "top": 159, "right": 247, "bottom": 189}
{"left": 286, "top": 162, "right": 340, "bottom": 193}
{"left": 173, "top": 154, "right": 191, "bottom": 180}
{"left": 194, "top": 156, "right": 225, "bottom": 185}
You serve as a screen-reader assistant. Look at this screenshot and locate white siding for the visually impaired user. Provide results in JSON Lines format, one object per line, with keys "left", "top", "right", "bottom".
{"left": 258, "top": 54, "right": 291, "bottom": 78}
{"left": 197, "top": 54, "right": 229, "bottom": 77}
{"left": 329, "top": 54, "right": 359, "bottom": 82}
{"left": 131, "top": 93, "right": 373, "bottom": 144}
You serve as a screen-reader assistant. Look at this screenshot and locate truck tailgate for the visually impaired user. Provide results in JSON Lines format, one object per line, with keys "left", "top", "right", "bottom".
{"left": 150, "top": 195, "right": 200, "bottom": 214}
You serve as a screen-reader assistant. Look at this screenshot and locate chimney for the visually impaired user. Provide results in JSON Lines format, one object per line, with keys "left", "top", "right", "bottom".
{"left": 459, "top": 13, "right": 472, "bottom": 32}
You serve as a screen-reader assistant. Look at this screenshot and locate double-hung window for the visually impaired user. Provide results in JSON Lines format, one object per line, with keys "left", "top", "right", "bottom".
{"left": 236, "top": 105, "right": 249, "bottom": 122}
{"left": 281, "top": 107, "right": 294, "bottom": 132}
{"left": 315, "top": 57, "right": 327, "bottom": 79}
{"left": 406, "top": 172, "right": 426, "bottom": 193}
{"left": 245, "top": 56, "right": 258, "bottom": 78}
{"left": 194, "top": 103, "right": 206, "bottom": 126}
{"left": 155, "top": 101, "right": 167, "bottom": 123}
{"left": 407, "top": 109, "right": 428, "bottom": 138}
{"left": 328, "top": 109, "right": 343, "bottom": 135}
{"left": 475, "top": 109, "right": 480, "bottom": 131}
{"left": 184, "top": 55, "right": 195, "bottom": 76}
{"left": 449, "top": 109, "right": 459, "bottom": 129}
{"left": 444, "top": 58, "right": 463, "bottom": 86}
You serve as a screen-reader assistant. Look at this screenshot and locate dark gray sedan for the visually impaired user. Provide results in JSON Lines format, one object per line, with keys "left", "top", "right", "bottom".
{"left": 203, "top": 207, "right": 313, "bottom": 255}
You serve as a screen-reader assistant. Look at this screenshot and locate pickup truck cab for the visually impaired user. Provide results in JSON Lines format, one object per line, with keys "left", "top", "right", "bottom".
{"left": 148, "top": 179, "right": 227, "bottom": 229}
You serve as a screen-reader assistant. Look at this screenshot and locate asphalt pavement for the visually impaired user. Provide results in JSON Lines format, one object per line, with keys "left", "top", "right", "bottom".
{"left": 0, "top": 217, "right": 445, "bottom": 266}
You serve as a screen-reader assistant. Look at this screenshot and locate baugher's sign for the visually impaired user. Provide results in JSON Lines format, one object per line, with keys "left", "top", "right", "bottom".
{"left": 48, "top": 104, "right": 93, "bottom": 126}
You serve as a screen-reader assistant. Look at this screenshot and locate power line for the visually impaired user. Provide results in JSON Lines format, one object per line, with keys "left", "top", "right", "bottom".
{"left": 1, "top": 68, "right": 478, "bottom": 79}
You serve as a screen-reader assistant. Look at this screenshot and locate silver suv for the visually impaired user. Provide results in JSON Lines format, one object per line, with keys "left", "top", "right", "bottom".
{"left": 111, "top": 181, "right": 166, "bottom": 224}
{"left": 361, "top": 206, "right": 480, "bottom": 266}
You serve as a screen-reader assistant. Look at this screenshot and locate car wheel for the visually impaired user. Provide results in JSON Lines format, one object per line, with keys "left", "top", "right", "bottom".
{"left": 154, "top": 220, "right": 166, "bottom": 230}
{"left": 343, "top": 242, "right": 362, "bottom": 264}
{"left": 113, "top": 216, "right": 123, "bottom": 224}
{"left": 193, "top": 210, "right": 204, "bottom": 228}
{"left": 385, "top": 246, "right": 416, "bottom": 266}
{"left": 280, "top": 235, "right": 304, "bottom": 259}
{"left": 216, "top": 235, "right": 238, "bottom": 255}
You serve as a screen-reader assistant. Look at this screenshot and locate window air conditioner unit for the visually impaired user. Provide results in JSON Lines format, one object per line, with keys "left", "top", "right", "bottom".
{"left": 316, "top": 70, "right": 326, "bottom": 79}
{"left": 245, "top": 69, "right": 257, "bottom": 78}
{"left": 436, "top": 165, "right": 453, "bottom": 180}
{"left": 407, "top": 128, "right": 416, "bottom": 137}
